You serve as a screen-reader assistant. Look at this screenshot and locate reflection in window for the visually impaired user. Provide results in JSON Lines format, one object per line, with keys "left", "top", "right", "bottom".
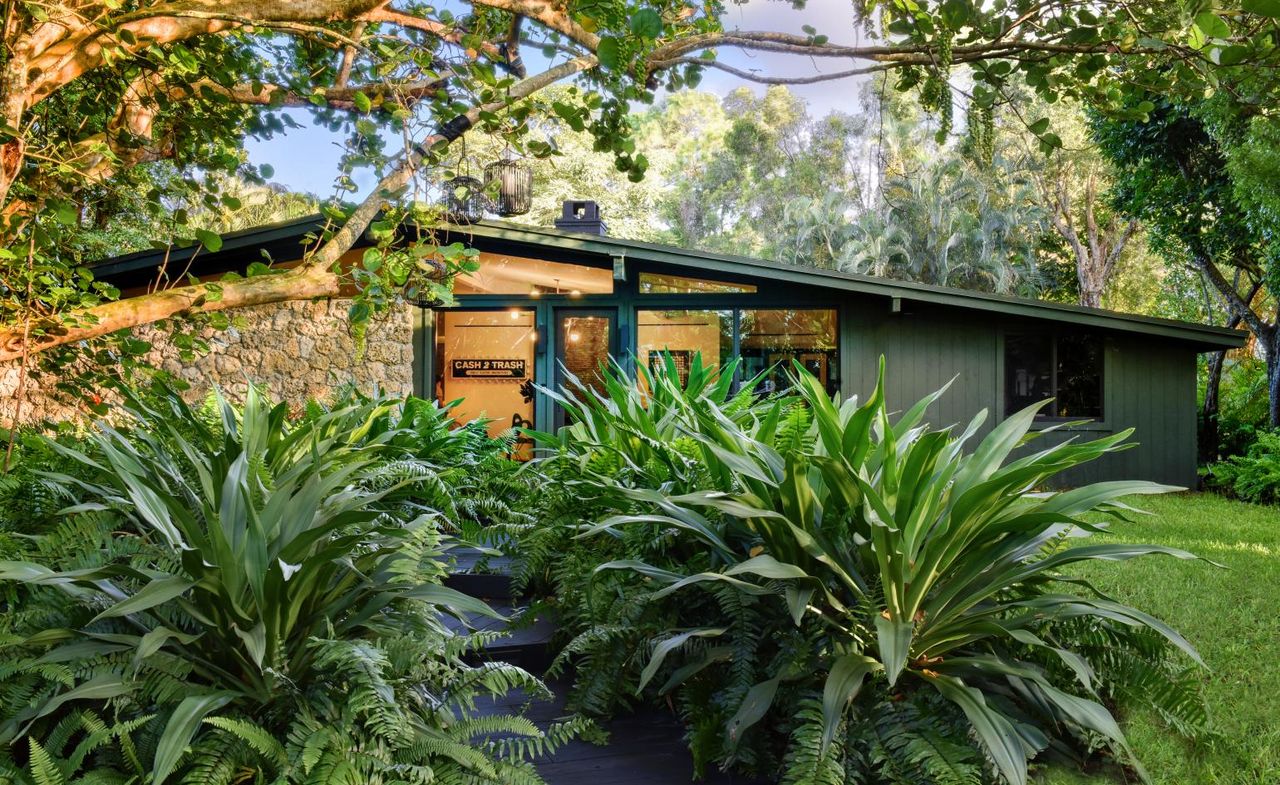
{"left": 1004, "top": 333, "right": 1102, "bottom": 419}
{"left": 638, "top": 272, "right": 757, "bottom": 294}
{"left": 739, "top": 309, "right": 838, "bottom": 395}
{"left": 455, "top": 252, "right": 613, "bottom": 295}
{"left": 637, "top": 310, "right": 733, "bottom": 386}
{"left": 434, "top": 309, "right": 537, "bottom": 457}
{"left": 558, "top": 314, "right": 613, "bottom": 399}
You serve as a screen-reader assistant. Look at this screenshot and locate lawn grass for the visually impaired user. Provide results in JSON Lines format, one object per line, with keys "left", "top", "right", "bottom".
{"left": 1038, "top": 492, "right": 1280, "bottom": 785}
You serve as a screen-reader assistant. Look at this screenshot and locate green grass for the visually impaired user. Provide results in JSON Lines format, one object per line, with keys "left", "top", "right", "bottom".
{"left": 1039, "top": 493, "right": 1280, "bottom": 785}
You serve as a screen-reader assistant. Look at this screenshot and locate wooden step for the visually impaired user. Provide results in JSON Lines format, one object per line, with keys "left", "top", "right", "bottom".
{"left": 444, "top": 546, "right": 518, "bottom": 600}
{"left": 444, "top": 545, "right": 767, "bottom": 782}
{"left": 480, "top": 679, "right": 769, "bottom": 784}
{"left": 443, "top": 600, "right": 557, "bottom": 671}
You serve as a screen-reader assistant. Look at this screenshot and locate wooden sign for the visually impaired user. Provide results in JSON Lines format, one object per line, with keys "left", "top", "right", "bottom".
{"left": 450, "top": 358, "right": 527, "bottom": 379}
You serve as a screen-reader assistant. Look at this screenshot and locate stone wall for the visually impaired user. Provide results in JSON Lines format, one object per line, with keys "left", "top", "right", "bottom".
{"left": 1, "top": 299, "right": 417, "bottom": 428}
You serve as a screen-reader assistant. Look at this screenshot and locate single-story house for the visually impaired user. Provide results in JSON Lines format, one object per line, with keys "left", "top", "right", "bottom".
{"left": 86, "top": 200, "right": 1245, "bottom": 487}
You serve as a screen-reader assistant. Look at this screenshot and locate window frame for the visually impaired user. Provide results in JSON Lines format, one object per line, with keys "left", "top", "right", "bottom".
{"left": 997, "top": 329, "right": 1111, "bottom": 431}
{"left": 634, "top": 305, "right": 840, "bottom": 394}
{"left": 636, "top": 271, "right": 759, "bottom": 295}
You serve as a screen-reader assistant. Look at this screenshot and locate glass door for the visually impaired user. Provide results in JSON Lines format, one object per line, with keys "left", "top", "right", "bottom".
{"left": 555, "top": 308, "right": 616, "bottom": 426}
{"left": 434, "top": 308, "right": 538, "bottom": 457}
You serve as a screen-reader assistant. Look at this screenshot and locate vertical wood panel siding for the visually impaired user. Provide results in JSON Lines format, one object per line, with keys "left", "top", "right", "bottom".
{"left": 838, "top": 303, "right": 1199, "bottom": 487}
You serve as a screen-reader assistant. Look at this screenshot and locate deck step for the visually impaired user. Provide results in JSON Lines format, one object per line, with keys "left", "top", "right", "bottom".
{"left": 443, "top": 600, "right": 557, "bottom": 671}
{"left": 444, "top": 546, "right": 765, "bottom": 783}
{"left": 479, "top": 679, "right": 768, "bottom": 784}
{"left": 444, "top": 546, "right": 518, "bottom": 600}
{"left": 444, "top": 571, "right": 516, "bottom": 599}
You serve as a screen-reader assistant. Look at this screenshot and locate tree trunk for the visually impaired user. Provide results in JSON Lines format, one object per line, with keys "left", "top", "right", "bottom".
{"left": 1201, "top": 349, "right": 1227, "bottom": 462}
{"left": 0, "top": 267, "right": 340, "bottom": 362}
{"left": 1078, "top": 277, "right": 1104, "bottom": 309}
{"left": 1268, "top": 328, "right": 1280, "bottom": 429}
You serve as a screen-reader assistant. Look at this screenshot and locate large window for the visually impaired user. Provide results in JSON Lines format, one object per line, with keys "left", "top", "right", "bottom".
{"left": 1004, "top": 333, "right": 1103, "bottom": 419}
{"left": 636, "top": 308, "right": 838, "bottom": 393}
{"left": 434, "top": 309, "right": 537, "bottom": 455}
{"left": 455, "top": 252, "right": 613, "bottom": 295}
{"left": 739, "top": 309, "right": 838, "bottom": 395}
{"left": 637, "top": 309, "right": 733, "bottom": 385}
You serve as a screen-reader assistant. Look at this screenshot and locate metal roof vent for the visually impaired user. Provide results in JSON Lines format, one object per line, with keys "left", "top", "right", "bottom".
{"left": 554, "top": 200, "right": 608, "bottom": 236}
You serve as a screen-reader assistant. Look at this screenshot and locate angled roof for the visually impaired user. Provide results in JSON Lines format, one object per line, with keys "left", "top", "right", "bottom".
{"left": 91, "top": 213, "right": 1247, "bottom": 351}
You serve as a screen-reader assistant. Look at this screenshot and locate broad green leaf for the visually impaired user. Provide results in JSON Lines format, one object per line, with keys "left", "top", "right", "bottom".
{"left": 1193, "top": 11, "right": 1230, "bottom": 40}
{"left": 233, "top": 621, "right": 267, "bottom": 669}
{"left": 638, "top": 628, "right": 726, "bottom": 691}
{"left": 153, "top": 692, "right": 237, "bottom": 785}
{"left": 596, "top": 36, "right": 620, "bottom": 69}
{"left": 195, "top": 228, "right": 223, "bottom": 252}
{"left": 402, "top": 584, "right": 505, "bottom": 620}
{"left": 33, "top": 674, "right": 131, "bottom": 724}
{"left": 821, "top": 655, "right": 879, "bottom": 750}
{"left": 875, "top": 614, "right": 914, "bottom": 686}
{"left": 630, "top": 9, "right": 662, "bottom": 38}
{"left": 725, "top": 677, "right": 780, "bottom": 748}
{"left": 91, "top": 576, "right": 195, "bottom": 623}
{"left": 924, "top": 674, "right": 1030, "bottom": 785}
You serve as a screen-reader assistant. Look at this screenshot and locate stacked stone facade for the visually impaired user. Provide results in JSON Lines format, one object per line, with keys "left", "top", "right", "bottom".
{"left": 1, "top": 299, "right": 416, "bottom": 427}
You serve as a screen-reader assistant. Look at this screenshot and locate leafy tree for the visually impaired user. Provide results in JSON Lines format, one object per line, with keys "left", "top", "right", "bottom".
{"left": 1014, "top": 101, "right": 1139, "bottom": 308}
{"left": 770, "top": 84, "right": 1046, "bottom": 297}
{"left": 1093, "top": 93, "right": 1280, "bottom": 432}
{"left": 661, "top": 86, "right": 866, "bottom": 257}
{"left": 2, "top": 0, "right": 1279, "bottom": 370}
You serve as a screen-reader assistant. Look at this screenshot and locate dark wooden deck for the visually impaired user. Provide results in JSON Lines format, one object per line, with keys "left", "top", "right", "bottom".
{"left": 479, "top": 679, "right": 764, "bottom": 784}
{"left": 446, "top": 548, "right": 768, "bottom": 785}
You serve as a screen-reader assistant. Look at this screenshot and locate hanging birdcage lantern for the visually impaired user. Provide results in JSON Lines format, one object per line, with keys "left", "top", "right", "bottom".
{"left": 484, "top": 158, "right": 533, "bottom": 216}
{"left": 439, "top": 136, "right": 488, "bottom": 224}
{"left": 441, "top": 175, "right": 486, "bottom": 224}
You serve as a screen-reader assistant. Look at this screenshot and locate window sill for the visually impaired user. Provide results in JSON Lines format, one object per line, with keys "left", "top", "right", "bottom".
{"left": 1027, "top": 418, "right": 1112, "bottom": 433}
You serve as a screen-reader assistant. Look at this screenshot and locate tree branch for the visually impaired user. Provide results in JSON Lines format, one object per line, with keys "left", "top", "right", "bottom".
{"left": 1191, "top": 247, "right": 1275, "bottom": 341}
{"left": 0, "top": 267, "right": 341, "bottom": 361}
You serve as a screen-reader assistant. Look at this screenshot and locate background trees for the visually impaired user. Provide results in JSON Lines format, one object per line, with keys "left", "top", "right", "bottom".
{"left": 5, "top": 0, "right": 1280, "bottom": 365}
{"left": 1094, "top": 93, "right": 1280, "bottom": 437}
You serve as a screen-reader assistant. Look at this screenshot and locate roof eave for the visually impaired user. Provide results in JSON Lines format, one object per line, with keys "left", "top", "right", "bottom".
{"left": 444, "top": 221, "right": 1250, "bottom": 352}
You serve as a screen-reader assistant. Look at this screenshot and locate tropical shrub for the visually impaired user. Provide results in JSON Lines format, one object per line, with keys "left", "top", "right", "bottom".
{"left": 303, "top": 385, "right": 536, "bottom": 545}
{"left": 0, "top": 385, "right": 581, "bottom": 784}
{"left": 1205, "top": 429, "right": 1280, "bottom": 505}
{"left": 532, "top": 357, "right": 1210, "bottom": 785}
{"left": 1201, "top": 355, "right": 1270, "bottom": 461}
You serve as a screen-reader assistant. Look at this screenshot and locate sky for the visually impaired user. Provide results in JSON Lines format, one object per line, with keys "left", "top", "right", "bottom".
{"left": 243, "top": 1, "right": 874, "bottom": 197}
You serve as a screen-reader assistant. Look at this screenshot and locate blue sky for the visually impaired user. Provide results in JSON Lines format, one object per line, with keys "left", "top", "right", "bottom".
{"left": 244, "top": 1, "right": 872, "bottom": 197}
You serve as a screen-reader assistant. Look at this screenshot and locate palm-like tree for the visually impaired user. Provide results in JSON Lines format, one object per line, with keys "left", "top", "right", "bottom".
{"left": 837, "top": 210, "right": 911, "bottom": 277}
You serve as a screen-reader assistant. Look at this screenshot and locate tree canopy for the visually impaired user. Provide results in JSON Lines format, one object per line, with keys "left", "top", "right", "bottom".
{"left": 3, "top": 0, "right": 1280, "bottom": 367}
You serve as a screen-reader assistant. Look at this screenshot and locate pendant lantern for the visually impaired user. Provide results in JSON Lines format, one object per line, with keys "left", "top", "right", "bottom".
{"left": 441, "top": 175, "right": 486, "bottom": 224}
{"left": 484, "top": 158, "right": 533, "bottom": 216}
{"left": 440, "top": 135, "right": 487, "bottom": 224}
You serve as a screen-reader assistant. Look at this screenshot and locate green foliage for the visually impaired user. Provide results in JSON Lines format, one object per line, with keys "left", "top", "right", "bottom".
{"left": 1037, "top": 492, "right": 1280, "bottom": 785}
{"left": 1203, "top": 355, "right": 1271, "bottom": 460}
{"left": 1205, "top": 430, "right": 1280, "bottom": 505}
{"left": 1092, "top": 91, "right": 1280, "bottom": 426}
{"left": 523, "top": 355, "right": 1211, "bottom": 785}
{"left": 0, "top": 384, "right": 577, "bottom": 783}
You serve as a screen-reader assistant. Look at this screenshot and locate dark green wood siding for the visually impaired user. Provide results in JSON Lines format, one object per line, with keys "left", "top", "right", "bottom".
{"left": 838, "top": 301, "right": 1199, "bottom": 487}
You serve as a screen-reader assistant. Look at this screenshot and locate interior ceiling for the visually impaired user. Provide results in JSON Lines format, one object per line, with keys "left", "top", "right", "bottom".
{"left": 458, "top": 253, "right": 612, "bottom": 293}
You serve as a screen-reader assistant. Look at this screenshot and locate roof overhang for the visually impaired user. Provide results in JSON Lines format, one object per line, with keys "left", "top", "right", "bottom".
{"left": 90, "top": 214, "right": 1248, "bottom": 352}
{"left": 441, "top": 221, "right": 1247, "bottom": 352}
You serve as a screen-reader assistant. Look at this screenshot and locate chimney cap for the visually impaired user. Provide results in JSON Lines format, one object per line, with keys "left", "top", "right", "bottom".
{"left": 554, "top": 199, "right": 608, "bottom": 235}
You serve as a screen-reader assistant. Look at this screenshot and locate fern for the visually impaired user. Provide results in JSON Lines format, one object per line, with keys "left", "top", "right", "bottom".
{"left": 202, "top": 716, "right": 287, "bottom": 767}
{"left": 27, "top": 739, "right": 64, "bottom": 785}
{"left": 781, "top": 699, "right": 847, "bottom": 785}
